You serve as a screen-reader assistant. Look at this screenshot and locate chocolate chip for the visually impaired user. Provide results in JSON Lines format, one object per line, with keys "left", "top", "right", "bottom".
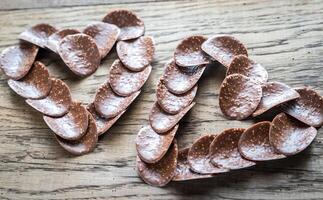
{"left": 44, "top": 102, "right": 88, "bottom": 140}
{"left": 46, "top": 28, "right": 80, "bottom": 53}
{"left": 269, "top": 113, "right": 317, "bottom": 156}
{"left": 109, "top": 59, "right": 151, "bottom": 96}
{"left": 102, "top": 9, "right": 145, "bottom": 41}
{"left": 26, "top": 78, "right": 72, "bottom": 117}
{"left": 19, "top": 23, "right": 57, "bottom": 48}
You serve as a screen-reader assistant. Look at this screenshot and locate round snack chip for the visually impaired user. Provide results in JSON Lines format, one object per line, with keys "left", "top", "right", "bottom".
{"left": 269, "top": 113, "right": 317, "bottom": 156}
{"left": 102, "top": 9, "right": 145, "bottom": 41}
{"left": 19, "top": 23, "right": 57, "bottom": 48}
{"left": 163, "top": 59, "right": 206, "bottom": 95}
{"left": 109, "top": 59, "right": 151, "bottom": 96}
{"left": 156, "top": 79, "right": 197, "bottom": 114}
{"left": 94, "top": 82, "right": 140, "bottom": 119}
{"left": 174, "top": 35, "right": 210, "bottom": 67}
{"left": 83, "top": 22, "right": 120, "bottom": 58}
{"left": 201, "top": 36, "right": 248, "bottom": 68}
{"left": 43, "top": 102, "right": 89, "bottom": 141}
{"left": 136, "top": 125, "right": 178, "bottom": 163}
{"left": 188, "top": 134, "right": 229, "bottom": 174}
{"left": 173, "top": 148, "right": 214, "bottom": 181}
{"left": 238, "top": 121, "right": 285, "bottom": 161}
{"left": 26, "top": 78, "right": 72, "bottom": 117}
{"left": 149, "top": 102, "right": 195, "bottom": 134}
{"left": 253, "top": 82, "right": 300, "bottom": 117}
{"left": 0, "top": 42, "right": 39, "bottom": 80}
{"left": 219, "top": 74, "right": 262, "bottom": 120}
{"left": 8, "top": 61, "right": 52, "bottom": 99}
{"left": 116, "top": 36, "right": 155, "bottom": 71}
{"left": 46, "top": 28, "right": 80, "bottom": 53}
{"left": 55, "top": 112, "right": 98, "bottom": 156}
{"left": 58, "top": 33, "right": 100, "bottom": 77}
{"left": 87, "top": 103, "right": 125, "bottom": 136}
{"left": 227, "top": 55, "right": 268, "bottom": 85}
{"left": 284, "top": 88, "right": 323, "bottom": 127}
{"left": 136, "top": 140, "right": 178, "bottom": 187}
{"left": 209, "top": 128, "right": 255, "bottom": 170}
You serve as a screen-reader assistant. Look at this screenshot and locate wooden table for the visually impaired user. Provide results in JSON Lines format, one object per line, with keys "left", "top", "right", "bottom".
{"left": 0, "top": 0, "right": 322, "bottom": 199}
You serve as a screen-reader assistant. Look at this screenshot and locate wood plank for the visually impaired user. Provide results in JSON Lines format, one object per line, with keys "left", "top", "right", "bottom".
{"left": 0, "top": 0, "right": 322, "bottom": 199}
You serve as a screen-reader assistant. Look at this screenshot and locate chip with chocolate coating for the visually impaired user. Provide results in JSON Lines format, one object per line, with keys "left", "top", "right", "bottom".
{"left": 253, "top": 82, "right": 300, "bottom": 117}
{"left": 94, "top": 82, "right": 140, "bottom": 119}
{"left": 0, "top": 42, "right": 39, "bottom": 80}
{"left": 58, "top": 33, "right": 100, "bottom": 77}
{"left": 117, "top": 36, "right": 155, "bottom": 71}
{"left": 174, "top": 35, "right": 210, "bottom": 67}
{"left": 44, "top": 102, "right": 89, "bottom": 140}
{"left": 55, "top": 112, "right": 98, "bottom": 156}
{"left": 26, "top": 78, "right": 72, "bottom": 117}
{"left": 46, "top": 28, "right": 80, "bottom": 53}
{"left": 109, "top": 59, "right": 151, "bottom": 96}
{"left": 201, "top": 36, "right": 248, "bottom": 68}
{"left": 8, "top": 61, "right": 52, "bottom": 99}
{"left": 156, "top": 79, "right": 197, "bottom": 114}
{"left": 19, "top": 23, "right": 57, "bottom": 48}
{"left": 238, "top": 121, "right": 285, "bottom": 161}
{"left": 102, "top": 9, "right": 145, "bottom": 41}
{"left": 227, "top": 55, "right": 268, "bottom": 85}
{"left": 83, "top": 22, "right": 120, "bottom": 58}
{"left": 162, "top": 59, "right": 206, "bottom": 95}
{"left": 188, "top": 134, "right": 229, "bottom": 174}
{"left": 149, "top": 102, "right": 195, "bottom": 134}
{"left": 136, "top": 140, "right": 178, "bottom": 187}
{"left": 284, "top": 88, "right": 323, "bottom": 127}
{"left": 219, "top": 74, "right": 262, "bottom": 120}
{"left": 269, "top": 113, "right": 317, "bottom": 156}
{"left": 136, "top": 125, "right": 178, "bottom": 163}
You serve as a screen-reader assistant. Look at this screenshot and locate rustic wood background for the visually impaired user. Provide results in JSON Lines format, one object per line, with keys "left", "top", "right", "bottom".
{"left": 0, "top": 0, "right": 322, "bottom": 199}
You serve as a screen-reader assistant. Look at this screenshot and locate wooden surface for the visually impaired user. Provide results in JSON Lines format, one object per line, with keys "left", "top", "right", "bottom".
{"left": 0, "top": 0, "right": 322, "bottom": 199}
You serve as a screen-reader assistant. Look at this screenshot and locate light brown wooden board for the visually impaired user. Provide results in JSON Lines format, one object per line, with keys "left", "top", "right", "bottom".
{"left": 0, "top": 0, "right": 322, "bottom": 199}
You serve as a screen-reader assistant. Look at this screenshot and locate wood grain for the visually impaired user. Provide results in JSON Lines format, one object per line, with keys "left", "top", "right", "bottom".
{"left": 0, "top": 0, "right": 322, "bottom": 199}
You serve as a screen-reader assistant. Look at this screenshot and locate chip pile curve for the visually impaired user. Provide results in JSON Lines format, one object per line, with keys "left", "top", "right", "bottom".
{"left": 0, "top": 9, "right": 154, "bottom": 155}
{"left": 135, "top": 35, "right": 322, "bottom": 187}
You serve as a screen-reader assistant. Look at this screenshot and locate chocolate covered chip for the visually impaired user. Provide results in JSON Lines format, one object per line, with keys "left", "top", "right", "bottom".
{"left": 209, "top": 128, "right": 255, "bottom": 170}
{"left": 8, "top": 61, "right": 52, "bottom": 99}
{"left": 136, "top": 125, "right": 178, "bottom": 163}
{"left": 156, "top": 79, "right": 197, "bottom": 114}
{"left": 44, "top": 102, "right": 89, "bottom": 140}
{"left": 173, "top": 148, "right": 214, "bottom": 181}
{"left": 116, "top": 36, "right": 155, "bottom": 71}
{"left": 137, "top": 140, "right": 178, "bottom": 187}
{"left": 58, "top": 33, "right": 100, "bottom": 77}
{"left": 94, "top": 82, "right": 140, "bottom": 119}
{"left": 149, "top": 102, "right": 195, "bottom": 134}
{"left": 188, "top": 134, "right": 229, "bottom": 174}
{"left": 219, "top": 74, "right": 262, "bottom": 120}
{"left": 174, "top": 35, "right": 210, "bottom": 67}
{"left": 46, "top": 28, "right": 80, "bottom": 53}
{"left": 87, "top": 103, "right": 124, "bottom": 136}
{"left": 162, "top": 59, "right": 206, "bottom": 95}
{"left": 284, "top": 88, "right": 323, "bottom": 127}
{"left": 55, "top": 112, "right": 98, "bottom": 155}
{"left": 0, "top": 42, "right": 39, "bottom": 80}
{"left": 238, "top": 121, "right": 285, "bottom": 161}
{"left": 269, "top": 113, "right": 317, "bottom": 156}
{"left": 19, "top": 23, "right": 57, "bottom": 48}
{"left": 83, "top": 22, "right": 120, "bottom": 58}
{"left": 227, "top": 55, "right": 268, "bottom": 85}
{"left": 26, "top": 78, "right": 72, "bottom": 117}
{"left": 253, "top": 82, "right": 300, "bottom": 117}
{"left": 202, "top": 36, "right": 248, "bottom": 68}
{"left": 109, "top": 59, "right": 151, "bottom": 96}
{"left": 103, "top": 9, "right": 145, "bottom": 41}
